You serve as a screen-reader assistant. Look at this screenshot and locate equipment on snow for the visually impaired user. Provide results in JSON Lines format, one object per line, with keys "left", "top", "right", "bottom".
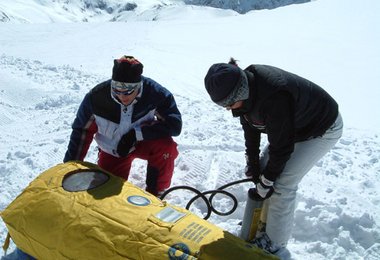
{"left": 1, "top": 161, "right": 278, "bottom": 260}
{"left": 240, "top": 188, "right": 264, "bottom": 241}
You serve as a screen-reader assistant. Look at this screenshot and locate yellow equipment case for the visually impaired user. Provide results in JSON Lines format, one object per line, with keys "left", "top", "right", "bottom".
{"left": 1, "top": 161, "right": 277, "bottom": 260}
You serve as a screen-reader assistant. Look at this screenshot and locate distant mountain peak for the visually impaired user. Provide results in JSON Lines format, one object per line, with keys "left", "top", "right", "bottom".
{"left": 0, "top": 0, "right": 311, "bottom": 23}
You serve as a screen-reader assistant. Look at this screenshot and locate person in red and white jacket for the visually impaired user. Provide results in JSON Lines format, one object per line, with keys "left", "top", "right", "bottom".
{"left": 64, "top": 55, "right": 182, "bottom": 196}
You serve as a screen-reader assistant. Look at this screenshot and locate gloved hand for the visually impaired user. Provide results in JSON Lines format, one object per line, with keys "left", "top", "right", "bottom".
{"left": 245, "top": 154, "right": 261, "bottom": 184}
{"left": 249, "top": 175, "right": 274, "bottom": 201}
{"left": 117, "top": 129, "right": 136, "bottom": 157}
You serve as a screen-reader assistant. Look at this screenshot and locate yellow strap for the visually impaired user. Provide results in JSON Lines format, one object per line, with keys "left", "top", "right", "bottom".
{"left": 2, "top": 232, "right": 11, "bottom": 255}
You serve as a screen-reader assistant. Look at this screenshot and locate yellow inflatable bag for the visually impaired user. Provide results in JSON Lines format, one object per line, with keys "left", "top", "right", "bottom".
{"left": 1, "top": 161, "right": 277, "bottom": 260}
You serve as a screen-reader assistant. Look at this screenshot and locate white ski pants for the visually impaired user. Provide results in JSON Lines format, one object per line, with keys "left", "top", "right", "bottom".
{"left": 260, "top": 113, "right": 343, "bottom": 247}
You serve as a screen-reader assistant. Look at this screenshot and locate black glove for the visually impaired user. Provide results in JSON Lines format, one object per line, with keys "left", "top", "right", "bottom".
{"left": 249, "top": 175, "right": 274, "bottom": 201}
{"left": 245, "top": 154, "right": 261, "bottom": 184}
{"left": 117, "top": 129, "right": 136, "bottom": 157}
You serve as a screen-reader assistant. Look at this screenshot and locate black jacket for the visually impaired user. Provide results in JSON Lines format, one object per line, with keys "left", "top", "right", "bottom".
{"left": 238, "top": 65, "right": 338, "bottom": 181}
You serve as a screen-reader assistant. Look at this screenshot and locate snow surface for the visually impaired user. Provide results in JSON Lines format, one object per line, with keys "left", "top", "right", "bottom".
{"left": 0, "top": 0, "right": 379, "bottom": 259}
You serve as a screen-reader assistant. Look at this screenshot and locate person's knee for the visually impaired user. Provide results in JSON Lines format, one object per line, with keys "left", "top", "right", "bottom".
{"left": 273, "top": 172, "right": 303, "bottom": 193}
{"left": 271, "top": 183, "right": 298, "bottom": 201}
{"left": 153, "top": 138, "right": 179, "bottom": 159}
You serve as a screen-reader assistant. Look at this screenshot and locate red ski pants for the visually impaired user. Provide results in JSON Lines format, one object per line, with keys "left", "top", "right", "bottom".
{"left": 98, "top": 137, "right": 178, "bottom": 195}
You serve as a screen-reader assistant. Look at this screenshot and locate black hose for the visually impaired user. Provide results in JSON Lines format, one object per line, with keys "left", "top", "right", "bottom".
{"left": 159, "top": 178, "right": 252, "bottom": 220}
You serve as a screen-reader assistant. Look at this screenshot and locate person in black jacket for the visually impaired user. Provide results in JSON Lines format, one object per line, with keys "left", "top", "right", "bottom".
{"left": 64, "top": 55, "right": 182, "bottom": 196}
{"left": 204, "top": 58, "right": 343, "bottom": 257}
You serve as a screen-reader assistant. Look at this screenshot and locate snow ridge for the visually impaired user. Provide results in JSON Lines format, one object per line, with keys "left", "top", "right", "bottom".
{"left": 0, "top": 0, "right": 311, "bottom": 23}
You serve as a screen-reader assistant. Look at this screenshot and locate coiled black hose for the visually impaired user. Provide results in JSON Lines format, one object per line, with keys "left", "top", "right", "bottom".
{"left": 159, "top": 178, "right": 252, "bottom": 220}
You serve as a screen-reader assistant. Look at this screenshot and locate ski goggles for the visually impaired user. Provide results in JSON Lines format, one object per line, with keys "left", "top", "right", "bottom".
{"left": 111, "top": 80, "right": 142, "bottom": 95}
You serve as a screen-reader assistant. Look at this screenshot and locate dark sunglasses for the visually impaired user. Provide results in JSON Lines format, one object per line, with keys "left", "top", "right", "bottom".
{"left": 111, "top": 81, "right": 141, "bottom": 96}
{"left": 111, "top": 87, "right": 136, "bottom": 96}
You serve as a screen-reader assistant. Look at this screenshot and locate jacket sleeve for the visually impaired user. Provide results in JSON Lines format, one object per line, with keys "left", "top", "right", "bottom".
{"left": 262, "top": 91, "right": 295, "bottom": 181}
{"left": 141, "top": 92, "right": 182, "bottom": 139}
{"left": 240, "top": 116, "right": 261, "bottom": 163}
{"left": 64, "top": 93, "right": 98, "bottom": 162}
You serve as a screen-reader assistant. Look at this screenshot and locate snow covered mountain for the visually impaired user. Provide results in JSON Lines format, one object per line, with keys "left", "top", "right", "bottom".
{"left": 185, "top": 0, "right": 310, "bottom": 13}
{"left": 0, "top": 0, "right": 310, "bottom": 23}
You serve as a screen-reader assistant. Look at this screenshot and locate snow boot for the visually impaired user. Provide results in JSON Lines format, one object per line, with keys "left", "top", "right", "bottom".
{"left": 251, "top": 233, "right": 292, "bottom": 260}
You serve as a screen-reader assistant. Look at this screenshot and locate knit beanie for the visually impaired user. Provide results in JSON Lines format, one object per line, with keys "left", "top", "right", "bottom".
{"left": 204, "top": 63, "right": 249, "bottom": 107}
{"left": 112, "top": 55, "right": 143, "bottom": 83}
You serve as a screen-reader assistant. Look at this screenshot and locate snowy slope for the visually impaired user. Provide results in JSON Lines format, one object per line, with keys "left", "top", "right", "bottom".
{"left": 0, "top": 0, "right": 380, "bottom": 259}
{"left": 0, "top": 0, "right": 309, "bottom": 23}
